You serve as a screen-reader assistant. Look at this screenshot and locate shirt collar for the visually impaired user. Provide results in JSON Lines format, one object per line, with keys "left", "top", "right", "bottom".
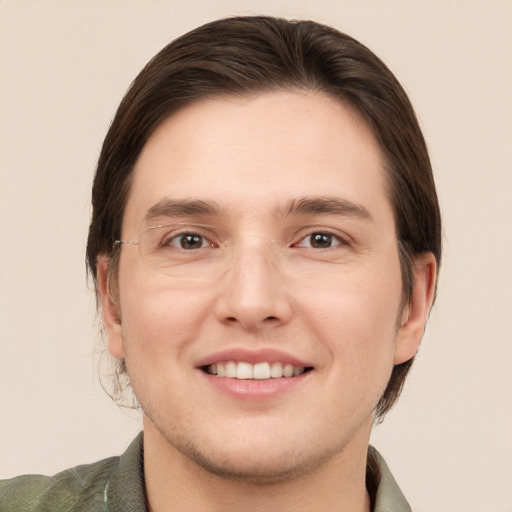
{"left": 369, "top": 446, "right": 412, "bottom": 512}
{"left": 105, "top": 432, "right": 147, "bottom": 512}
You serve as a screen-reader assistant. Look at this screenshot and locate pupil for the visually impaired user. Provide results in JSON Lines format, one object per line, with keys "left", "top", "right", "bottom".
{"left": 311, "top": 233, "right": 331, "bottom": 248}
{"left": 181, "top": 234, "right": 202, "bottom": 249}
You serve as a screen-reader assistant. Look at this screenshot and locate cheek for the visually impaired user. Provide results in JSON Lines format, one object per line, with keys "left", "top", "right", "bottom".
{"left": 294, "top": 259, "right": 403, "bottom": 372}
{"left": 298, "top": 259, "right": 401, "bottom": 330}
{"left": 118, "top": 273, "right": 216, "bottom": 358}
{"left": 117, "top": 279, "right": 217, "bottom": 410}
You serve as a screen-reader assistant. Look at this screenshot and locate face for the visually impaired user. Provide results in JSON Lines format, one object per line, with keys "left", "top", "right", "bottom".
{"left": 101, "top": 91, "right": 432, "bottom": 482}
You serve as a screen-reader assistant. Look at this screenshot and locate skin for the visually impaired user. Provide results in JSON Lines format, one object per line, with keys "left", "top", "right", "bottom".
{"left": 98, "top": 91, "right": 436, "bottom": 512}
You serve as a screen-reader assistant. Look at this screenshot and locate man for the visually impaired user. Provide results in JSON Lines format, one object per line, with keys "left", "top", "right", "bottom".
{"left": 0, "top": 16, "right": 440, "bottom": 511}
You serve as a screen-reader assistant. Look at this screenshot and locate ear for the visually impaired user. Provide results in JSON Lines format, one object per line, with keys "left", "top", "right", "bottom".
{"left": 394, "top": 252, "right": 437, "bottom": 364}
{"left": 97, "top": 257, "right": 125, "bottom": 359}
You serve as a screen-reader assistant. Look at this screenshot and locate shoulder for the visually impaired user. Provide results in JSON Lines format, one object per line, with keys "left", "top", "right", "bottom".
{"left": 0, "top": 455, "right": 119, "bottom": 512}
{"left": 368, "top": 446, "right": 412, "bottom": 512}
{"left": 0, "top": 433, "right": 145, "bottom": 512}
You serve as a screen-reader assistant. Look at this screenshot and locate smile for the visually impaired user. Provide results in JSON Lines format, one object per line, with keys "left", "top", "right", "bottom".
{"left": 204, "top": 361, "right": 311, "bottom": 380}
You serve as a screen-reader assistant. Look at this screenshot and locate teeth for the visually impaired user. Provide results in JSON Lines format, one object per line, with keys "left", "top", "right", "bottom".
{"left": 283, "top": 364, "right": 294, "bottom": 377}
{"left": 225, "top": 361, "right": 237, "bottom": 378}
{"left": 237, "top": 362, "right": 253, "bottom": 379}
{"left": 206, "top": 361, "right": 306, "bottom": 379}
{"left": 253, "top": 362, "right": 270, "bottom": 380}
{"left": 270, "top": 362, "right": 283, "bottom": 378}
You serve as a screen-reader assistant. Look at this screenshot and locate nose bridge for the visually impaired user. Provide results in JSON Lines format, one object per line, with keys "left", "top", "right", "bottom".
{"left": 216, "top": 236, "right": 292, "bottom": 329}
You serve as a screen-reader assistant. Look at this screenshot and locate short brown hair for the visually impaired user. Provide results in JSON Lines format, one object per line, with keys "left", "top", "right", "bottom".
{"left": 87, "top": 16, "right": 441, "bottom": 419}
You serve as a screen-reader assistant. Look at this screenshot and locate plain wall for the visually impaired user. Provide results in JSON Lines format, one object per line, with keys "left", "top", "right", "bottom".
{"left": 1, "top": 1, "right": 511, "bottom": 510}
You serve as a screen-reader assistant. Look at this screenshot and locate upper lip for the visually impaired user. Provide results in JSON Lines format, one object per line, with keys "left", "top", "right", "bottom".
{"left": 195, "top": 348, "right": 313, "bottom": 368}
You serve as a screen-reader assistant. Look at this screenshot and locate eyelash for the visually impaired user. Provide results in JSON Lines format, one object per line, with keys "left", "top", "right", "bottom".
{"left": 161, "top": 231, "right": 217, "bottom": 250}
{"left": 159, "top": 229, "right": 349, "bottom": 251}
{"left": 293, "top": 231, "right": 349, "bottom": 249}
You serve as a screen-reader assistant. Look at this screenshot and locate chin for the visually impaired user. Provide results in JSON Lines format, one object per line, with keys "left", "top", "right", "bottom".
{"left": 149, "top": 415, "right": 346, "bottom": 485}
{"left": 175, "top": 439, "right": 333, "bottom": 484}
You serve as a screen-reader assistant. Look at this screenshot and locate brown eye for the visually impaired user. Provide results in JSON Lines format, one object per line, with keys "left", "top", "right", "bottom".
{"left": 295, "top": 232, "right": 346, "bottom": 249}
{"left": 168, "top": 233, "right": 209, "bottom": 250}
{"left": 310, "top": 233, "right": 333, "bottom": 248}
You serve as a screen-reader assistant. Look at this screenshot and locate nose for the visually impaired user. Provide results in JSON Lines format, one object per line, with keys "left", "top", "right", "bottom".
{"left": 214, "top": 244, "right": 293, "bottom": 331}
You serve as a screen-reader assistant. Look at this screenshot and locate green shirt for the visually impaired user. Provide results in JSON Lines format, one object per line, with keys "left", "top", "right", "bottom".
{"left": 0, "top": 434, "right": 411, "bottom": 511}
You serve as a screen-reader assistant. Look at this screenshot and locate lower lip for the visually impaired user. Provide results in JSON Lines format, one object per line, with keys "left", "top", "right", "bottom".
{"left": 200, "top": 370, "right": 311, "bottom": 401}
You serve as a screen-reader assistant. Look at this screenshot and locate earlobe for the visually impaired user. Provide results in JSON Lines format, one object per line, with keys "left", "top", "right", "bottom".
{"left": 394, "top": 253, "right": 437, "bottom": 364}
{"left": 97, "top": 257, "right": 125, "bottom": 359}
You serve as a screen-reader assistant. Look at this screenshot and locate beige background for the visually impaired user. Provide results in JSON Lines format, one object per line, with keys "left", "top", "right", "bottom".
{"left": 1, "top": 1, "right": 511, "bottom": 510}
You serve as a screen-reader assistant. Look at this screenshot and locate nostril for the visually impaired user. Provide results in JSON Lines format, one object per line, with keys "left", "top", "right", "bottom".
{"left": 220, "top": 313, "right": 284, "bottom": 329}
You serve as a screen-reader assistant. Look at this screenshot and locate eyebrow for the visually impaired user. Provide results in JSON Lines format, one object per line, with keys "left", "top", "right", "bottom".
{"left": 144, "top": 199, "right": 222, "bottom": 222}
{"left": 143, "top": 196, "right": 372, "bottom": 223}
{"left": 277, "top": 196, "right": 373, "bottom": 220}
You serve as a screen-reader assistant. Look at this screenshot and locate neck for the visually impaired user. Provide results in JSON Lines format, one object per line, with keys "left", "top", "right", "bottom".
{"left": 143, "top": 417, "right": 372, "bottom": 512}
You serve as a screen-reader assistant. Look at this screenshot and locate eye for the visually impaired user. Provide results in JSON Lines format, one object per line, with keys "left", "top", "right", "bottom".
{"left": 296, "top": 232, "right": 346, "bottom": 249}
{"left": 166, "top": 233, "right": 212, "bottom": 250}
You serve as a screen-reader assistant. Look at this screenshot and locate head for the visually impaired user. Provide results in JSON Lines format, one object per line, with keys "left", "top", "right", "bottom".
{"left": 87, "top": 16, "right": 441, "bottom": 424}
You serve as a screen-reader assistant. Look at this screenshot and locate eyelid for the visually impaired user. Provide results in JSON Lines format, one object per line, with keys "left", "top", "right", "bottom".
{"left": 292, "top": 228, "right": 352, "bottom": 248}
{"left": 164, "top": 229, "right": 216, "bottom": 246}
{"left": 144, "top": 224, "right": 219, "bottom": 248}
{"left": 142, "top": 223, "right": 352, "bottom": 249}
{"left": 166, "top": 232, "right": 213, "bottom": 249}
{"left": 145, "top": 221, "right": 217, "bottom": 232}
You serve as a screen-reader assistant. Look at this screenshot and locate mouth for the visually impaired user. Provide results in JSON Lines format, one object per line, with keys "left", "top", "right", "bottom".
{"left": 202, "top": 361, "right": 313, "bottom": 380}
{"left": 197, "top": 350, "right": 314, "bottom": 400}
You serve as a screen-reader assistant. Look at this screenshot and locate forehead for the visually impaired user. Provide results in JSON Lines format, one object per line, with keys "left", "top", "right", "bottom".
{"left": 123, "top": 91, "right": 390, "bottom": 230}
